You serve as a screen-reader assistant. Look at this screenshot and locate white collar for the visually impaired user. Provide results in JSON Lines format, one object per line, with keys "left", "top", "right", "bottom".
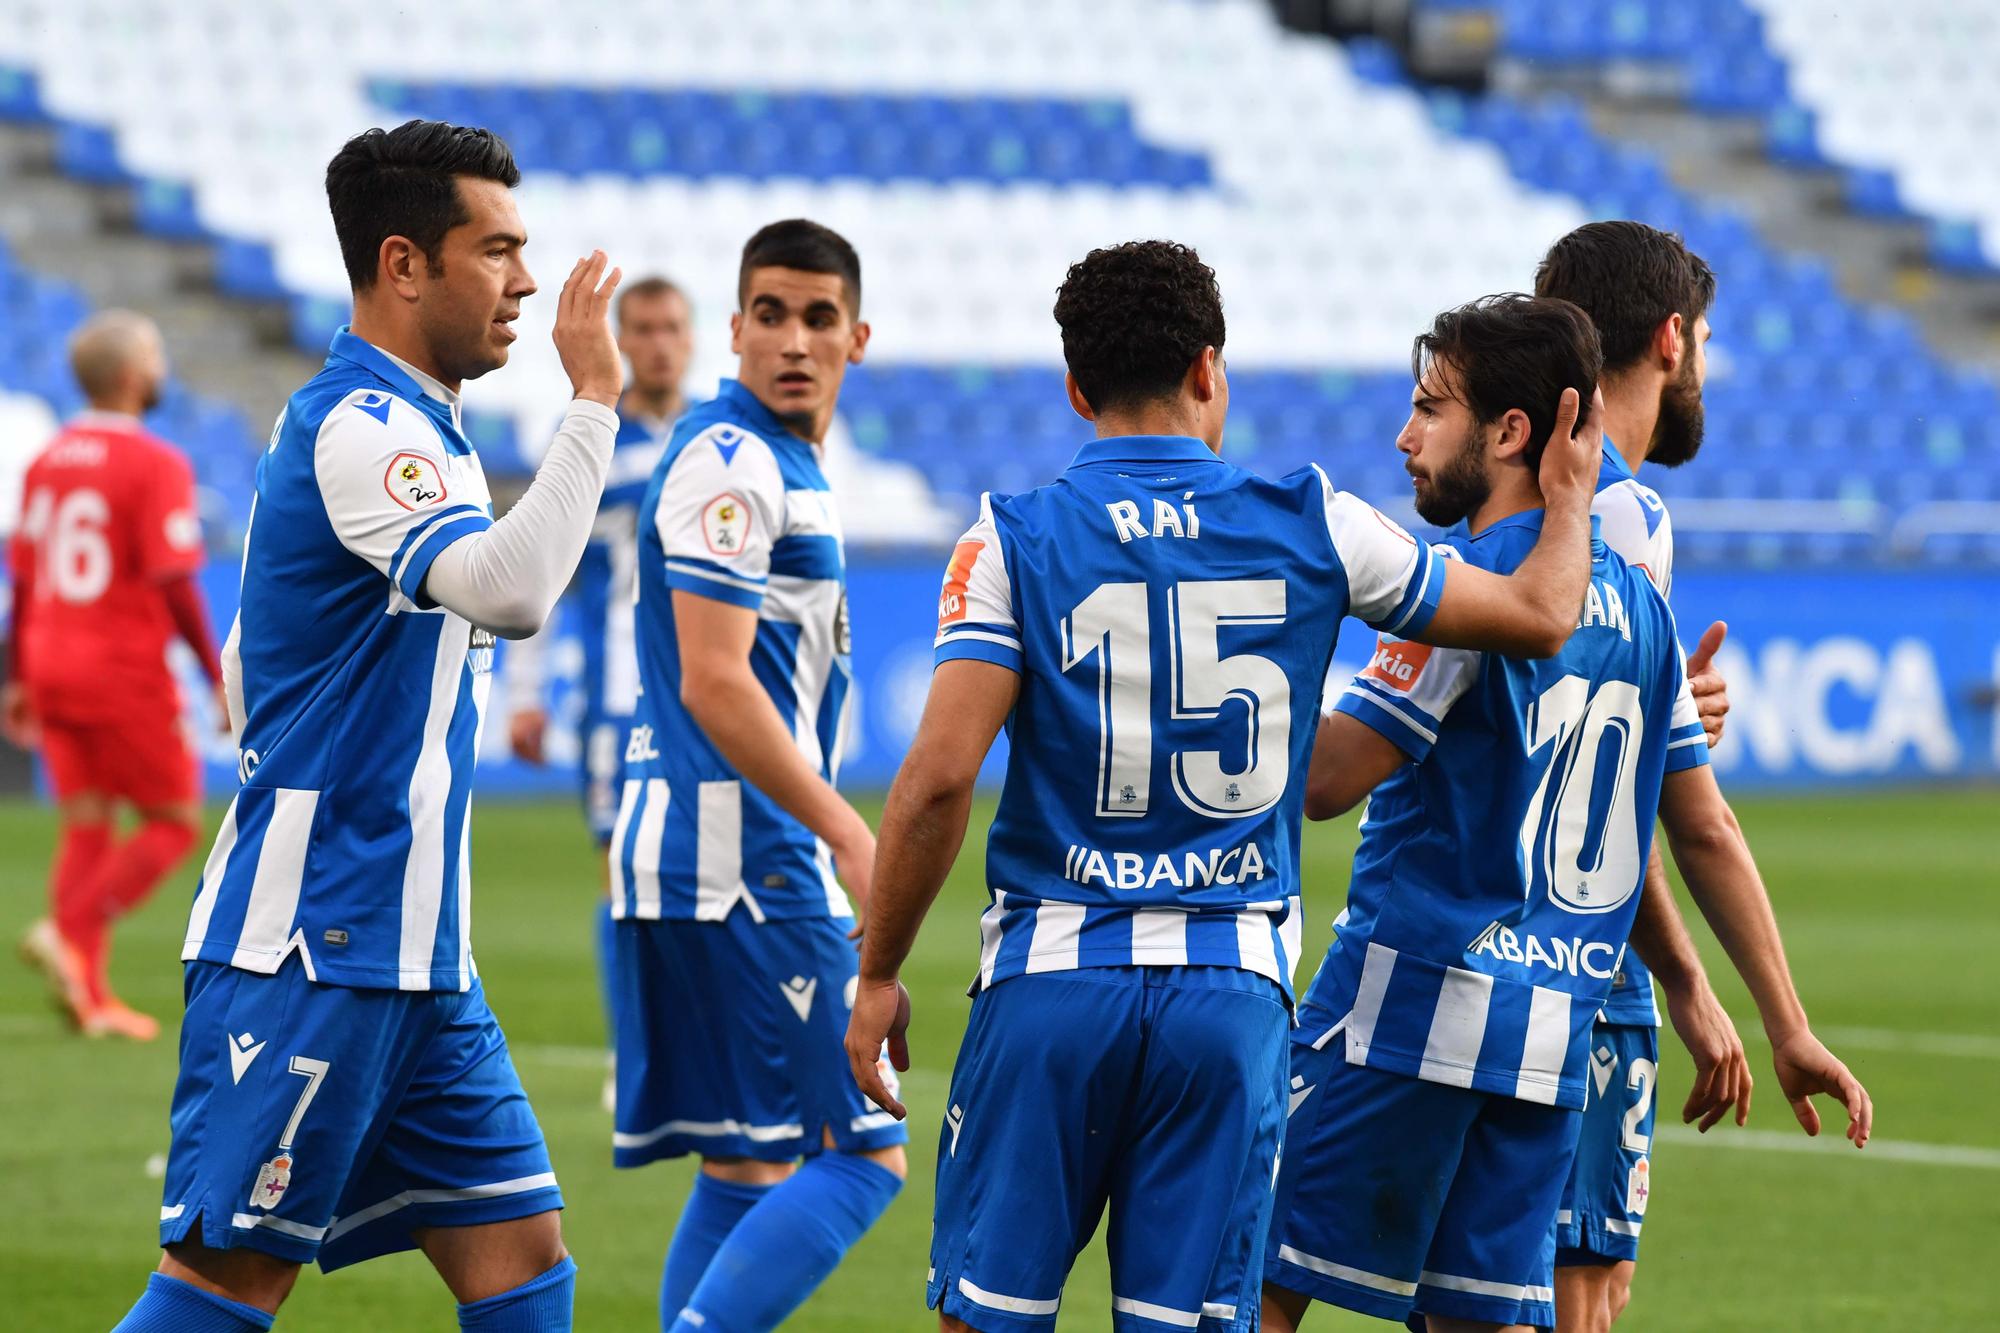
{"left": 379, "top": 346, "right": 461, "bottom": 411}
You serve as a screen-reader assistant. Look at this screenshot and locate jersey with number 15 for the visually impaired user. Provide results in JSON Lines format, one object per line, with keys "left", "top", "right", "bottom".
{"left": 934, "top": 434, "right": 1449, "bottom": 1004}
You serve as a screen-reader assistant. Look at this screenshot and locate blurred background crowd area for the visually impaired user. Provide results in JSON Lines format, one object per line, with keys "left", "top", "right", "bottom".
{"left": 2, "top": 0, "right": 1997, "bottom": 793}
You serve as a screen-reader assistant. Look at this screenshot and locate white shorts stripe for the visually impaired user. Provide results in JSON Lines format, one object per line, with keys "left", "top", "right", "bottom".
{"left": 159, "top": 1204, "right": 186, "bottom": 1221}
{"left": 324, "top": 1171, "right": 559, "bottom": 1243}
{"left": 613, "top": 1117, "right": 803, "bottom": 1151}
{"left": 1112, "top": 1295, "right": 1200, "bottom": 1327}
{"left": 850, "top": 1110, "right": 899, "bottom": 1133}
{"left": 957, "top": 1276, "right": 1061, "bottom": 1316}
{"left": 1275, "top": 1244, "right": 1417, "bottom": 1297}
{"left": 230, "top": 1211, "right": 329, "bottom": 1241}
{"left": 1417, "top": 1269, "right": 1554, "bottom": 1303}
{"left": 1605, "top": 1218, "right": 1642, "bottom": 1237}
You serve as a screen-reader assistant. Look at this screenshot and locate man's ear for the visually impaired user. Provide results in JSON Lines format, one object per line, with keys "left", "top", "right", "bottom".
{"left": 1492, "top": 408, "right": 1534, "bottom": 463}
{"left": 728, "top": 310, "right": 744, "bottom": 357}
{"left": 378, "top": 236, "right": 423, "bottom": 300}
{"left": 1656, "top": 311, "right": 1685, "bottom": 373}
{"left": 1065, "top": 372, "right": 1097, "bottom": 422}
{"left": 848, "top": 319, "right": 871, "bottom": 365}
{"left": 1190, "top": 346, "right": 1220, "bottom": 402}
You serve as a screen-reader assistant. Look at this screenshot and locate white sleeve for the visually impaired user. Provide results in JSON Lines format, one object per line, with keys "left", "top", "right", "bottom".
{"left": 311, "top": 388, "right": 493, "bottom": 591}
{"left": 933, "top": 494, "right": 1020, "bottom": 671}
{"left": 1592, "top": 480, "right": 1674, "bottom": 597}
{"left": 1314, "top": 466, "right": 1448, "bottom": 636}
{"left": 422, "top": 400, "right": 619, "bottom": 637}
{"left": 654, "top": 424, "right": 786, "bottom": 609}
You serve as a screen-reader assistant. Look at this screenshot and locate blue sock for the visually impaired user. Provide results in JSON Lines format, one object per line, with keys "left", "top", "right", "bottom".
{"left": 458, "top": 1254, "right": 575, "bottom": 1331}
{"left": 113, "top": 1273, "right": 275, "bottom": 1332}
{"left": 660, "top": 1174, "right": 773, "bottom": 1329}
{"left": 594, "top": 897, "right": 617, "bottom": 1045}
{"left": 671, "top": 1153, "right": 902, "bottom": 1333}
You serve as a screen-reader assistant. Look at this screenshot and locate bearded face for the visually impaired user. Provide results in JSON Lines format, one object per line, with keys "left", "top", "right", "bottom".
{"left": 1411, "top": 423, "right": 1493, "bottom": 527}
{"left": 1648, "top": 343, "right": 1706, "bottom": 468}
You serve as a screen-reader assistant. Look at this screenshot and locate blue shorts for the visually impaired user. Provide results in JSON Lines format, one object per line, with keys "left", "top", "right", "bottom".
{"left": 1556, "top": 1022, "right": 1658, "bottom": 1265}
{"left": 159, "top": 959, "right": 560, "bottom": 1271}
{"left": 611, "top": 912, "right": 909, "bottom": 1166}
{"left": 1266, "top": 1015, "right": 1581, "bottom": 1330}
{"left": 581, "top": 710, "right": 632, "bottom": 846}
{"left": 929, "top": 966, "right": 1289, "bottom": 1333}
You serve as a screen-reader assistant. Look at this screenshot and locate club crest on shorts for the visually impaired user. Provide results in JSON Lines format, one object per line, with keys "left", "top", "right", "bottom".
{"left": 702, "top": 492, "right": 751, "bottom": 556}
{"left": 384, "top": 451, "right": 447, "bottom": 510}
{"left": 1626, "top": 1157, "right": 1650, "bottom": 1215}
{"left": 249, "top": 1152, "right": 295, "bottom": 1211}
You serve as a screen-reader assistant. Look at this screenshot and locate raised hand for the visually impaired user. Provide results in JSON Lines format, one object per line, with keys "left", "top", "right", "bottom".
{"left": 1536, "top": 384, "right": 1604, "bottom": 511}
{"left": 1686, "top": 620, "right": 1731, "bottom": 747}
{"left": 552, "top": 250, "right": 624, "bottom": 407}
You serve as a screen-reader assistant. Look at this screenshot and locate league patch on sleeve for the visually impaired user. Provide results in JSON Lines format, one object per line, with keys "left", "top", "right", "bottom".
{"left": 938, "top": 539, "right": 985, "bottom": 628}
{"left": 384, "top": 452, "right": 448, "bottom": 511}
{"left": 1362, "top": 637, "right": 1433, "bottom": 691}
{"left": 164, "top": 508, "right": 202, "bottom": 551}
{"left": 702, "top": 492, "right": 751, "bottom": 557}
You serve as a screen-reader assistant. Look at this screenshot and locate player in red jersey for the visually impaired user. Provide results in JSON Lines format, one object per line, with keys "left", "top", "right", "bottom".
{"left": 4, "top": 310, "right": 226, "bottom": 1040}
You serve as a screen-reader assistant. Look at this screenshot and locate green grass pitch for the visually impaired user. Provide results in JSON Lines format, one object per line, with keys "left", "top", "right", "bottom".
{"left": 1, "top": 790, "right": 1993, "bottom": 1329}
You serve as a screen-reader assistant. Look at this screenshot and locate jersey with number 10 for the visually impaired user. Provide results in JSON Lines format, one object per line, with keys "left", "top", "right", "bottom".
{"left": 1306, "top": 513, "right": 1708, "bottom": 1108}
{"left": 934, "top": 434, "right": 1448, "bottom": 1003}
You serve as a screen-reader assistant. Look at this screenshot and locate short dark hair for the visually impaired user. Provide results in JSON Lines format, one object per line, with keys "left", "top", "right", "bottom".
{"left": 738, "top": 219, "right": 861, "bottom": 314}
{"left": 1533, "top": 221, "right": 1715, "bottom": 372}
{"left": 1412, "top": 293, "right": 1603, "bottom": 470}
{"left": 617, "top": 274, "right": 686, "bottom": 324}
{"left": 325, "top": 120, "right": 521, "bottom": 291}
{"left": 1054, "top": 240, "right": 1225, "bottom": 414}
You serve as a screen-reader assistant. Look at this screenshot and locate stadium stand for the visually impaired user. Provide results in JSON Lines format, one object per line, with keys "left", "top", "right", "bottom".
{"left": 2, "top": 0, "right": 1997, "bottom": 563}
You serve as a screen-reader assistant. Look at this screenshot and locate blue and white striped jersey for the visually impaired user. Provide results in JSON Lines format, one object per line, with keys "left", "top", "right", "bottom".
{"left": 933, "top": 435, "right": 1449, "bottom": 1003}
{"left": 569, "top": 408, "right": 673, "bottom": 723}
{"left": 612, "top": 380, "right": 854, "bottom": 922}
{"left": 1590, "top": 441, "right": 1675, "bottom": 1025}
{"left": 1300, "top": 512, "right": 1710, "bottom": 1109}
{"left": 185, "top": 329, "right": 531, "bottom": 991}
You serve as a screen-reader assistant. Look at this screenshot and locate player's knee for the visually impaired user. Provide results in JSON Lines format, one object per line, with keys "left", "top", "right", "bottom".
{"left": 856, "top": 1142, "right": 908, "bottom": 1181}
{"left": 160, "top": 1234, "right": 301, "bottom": 1311}
{"left": 1607, "top": 1266, "right": 1635, "bottom": 1324}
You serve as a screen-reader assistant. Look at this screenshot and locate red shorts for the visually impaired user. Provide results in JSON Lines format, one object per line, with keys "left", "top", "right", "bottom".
{"left": 39, "top": 710, "right": 200, "bottom": 807}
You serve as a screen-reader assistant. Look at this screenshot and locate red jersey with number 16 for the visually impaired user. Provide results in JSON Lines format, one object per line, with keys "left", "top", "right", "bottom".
{"left": 8, "top": 413, "right": 204, "bottom": 724}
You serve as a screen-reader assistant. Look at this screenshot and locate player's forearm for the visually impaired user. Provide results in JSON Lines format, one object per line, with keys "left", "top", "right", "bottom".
{"left": 1626, "top": 841, "right": 1710, "bottom": 995}
{"left": 421, "top": 400, "right": 617, "bottom": 637}
{"left": 683, "top": 668, "right": 864, "bottom": 851}
{"left": 1505, "top": 485, "right": 1593, "bottom": 655}
{"left": 1660, "top": 786, "right": 1809, "bottom": 1041}
{"left": 858, "top": 768, "right": 975, "bottom": 983}
{"left": 160, "top": 573, "right": 223, "bottom": 687}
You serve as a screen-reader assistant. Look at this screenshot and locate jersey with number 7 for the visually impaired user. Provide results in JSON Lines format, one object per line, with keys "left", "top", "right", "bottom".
{"left": 932, "top": 436, "right": 1449, "bottom": 1003}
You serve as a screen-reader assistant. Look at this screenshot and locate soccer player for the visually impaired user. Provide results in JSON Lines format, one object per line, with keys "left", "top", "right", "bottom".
{"left": 1260, "top": 294, "right": 1870, "bottom": 1333}
{"left": 5, "top": 310, "right": 224, "bottom": 1040}
{"left": 610, "top": 219, "right": 906, "bottom": 1333}
{"left": 844, "top": 243, "right": 1610, "bottom": 1333}
{"left": 504, "top": 274, "right": 693, "bottom": 1087}
{"left": 110, "top": 120, "right": 625, "bottom": 1333}
{"left": 1533, "top": 220, "right": 1801, "bottom": 1331}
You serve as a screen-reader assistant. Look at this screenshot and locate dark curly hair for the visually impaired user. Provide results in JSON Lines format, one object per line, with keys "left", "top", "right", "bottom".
{"left": 1413, "top": 294, "right": 1602, "bottom": 471}
{"left": 1534, "top": 221, "right": 1714, "bottom": 373}
{"left": 326, "top": 120, "right": 520, "bottom": 291}
{"left": 1054, "top": 241, "right": 1225, "bottom": 414}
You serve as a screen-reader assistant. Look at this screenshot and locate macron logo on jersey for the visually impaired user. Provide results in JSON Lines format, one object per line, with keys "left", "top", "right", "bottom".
{"left": 228, "top": 1031, "right": 267, "bottom": 1084}
{"left": 712, "top": 427, "right": 743, "bottom": 466}
{"left": 356, "top": 391, "right": 394, "bottom": 425}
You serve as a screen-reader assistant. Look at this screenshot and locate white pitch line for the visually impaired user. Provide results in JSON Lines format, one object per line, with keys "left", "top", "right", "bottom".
{"left": 1659, "top": 1126, "right": 2000, "bottom": 1170}
{"left": 1815, "top": 1026, "right": 2000, "bottom": 1061}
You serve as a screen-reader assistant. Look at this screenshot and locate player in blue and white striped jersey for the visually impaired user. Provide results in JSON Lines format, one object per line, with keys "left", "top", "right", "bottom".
{"left": 114, "top": 122, "right": 624, "bottom": 1333}
{"left": 502, "top": 275, "right": 691, "bottom": 1097}
{"left": 609, "top": 221, "right": 907, "bottom": 1333}
{"left": 1535, "top": 220, "right": 1872, "bottom": 1333}
{"left": 1262, "top": 296, "right": 1870, "bottom": 1333}
{"left": 846, "top": 245, "right": 1609, "bottom": 1333}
